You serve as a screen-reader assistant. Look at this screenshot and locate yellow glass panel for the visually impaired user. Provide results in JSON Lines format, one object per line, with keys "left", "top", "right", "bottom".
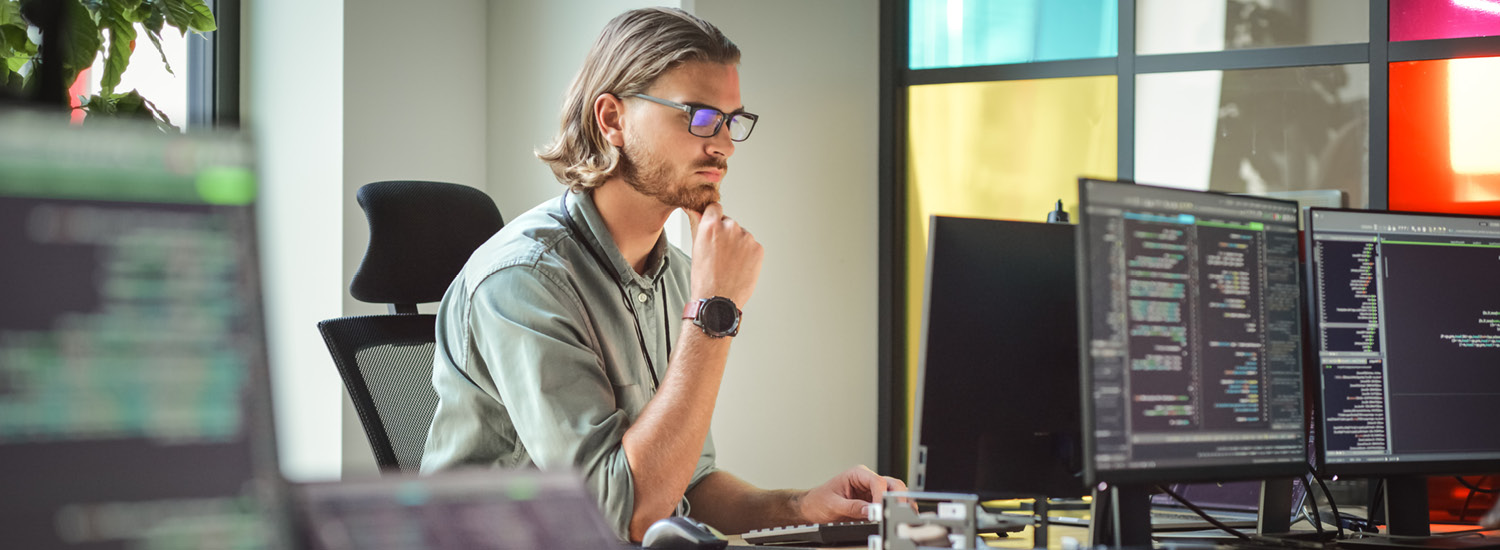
{"left": 905, "top": 76, "right": 1117, "bottom": 450}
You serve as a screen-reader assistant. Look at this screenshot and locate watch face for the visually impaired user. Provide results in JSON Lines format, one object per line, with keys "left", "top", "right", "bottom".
{"left": 700, "top": 297, "right": 739, "bottom": 334}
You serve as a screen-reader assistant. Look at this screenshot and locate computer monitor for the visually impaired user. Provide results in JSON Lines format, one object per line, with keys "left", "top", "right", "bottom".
{"left": 1076, "top": 178, "right": 1306, "bottom": 544}
{"left": 0, "top": 111, "right": 288, "bottom": 548}
{"left": 910, "top": 216, "right": 1084, "bottom": 501}
{"left": 296, "top": 469, "right": 623, "bottom": 549}
{"left": 1305, "top": 208, "right": 1500, "bottom": 540}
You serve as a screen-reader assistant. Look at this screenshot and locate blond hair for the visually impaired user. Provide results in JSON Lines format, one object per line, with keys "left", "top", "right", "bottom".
{"left": 536, "top": 8, "right": 740, "bottom": 191}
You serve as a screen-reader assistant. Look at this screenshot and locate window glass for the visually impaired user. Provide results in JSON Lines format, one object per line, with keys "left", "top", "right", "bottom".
{"left": 1391, "top": 0, "right": 1500, "bottom": 42}
{"left": 909, "top": 0, "right": 1117, "bottom": 69}
{"left": 1137, "top": 0, "right": 1367, "bottom": 55}
{"left": 1390, "top": 57, "right": 1500, "bottom": 215}
{"left": 1136, "top": 64, "right": 1369, "bottom": 207}
{"left": 72, "top": 24, "right": 191, "bottom": 129}
{"left": 905, "top": 76, "right": 1117, "bottom": 417}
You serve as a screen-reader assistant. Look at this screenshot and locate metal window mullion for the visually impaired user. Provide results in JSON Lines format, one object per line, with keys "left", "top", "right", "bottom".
{"left": 905, "top": 58, "right": 1116, "bottom": 85}
{"left": 1370, "top": 0, "right": 1388, "bottom": 209}
{"left": 878, "top": 0, "right": 910, "bottom": 479}
{"left": 1135, "top": 43, "right": 1369, "bottom": 74}
{"left": 1118, "top": 0, "right": 1135, "bottom": 181}
{"left": 1388, "top": 35, "right": 1500, "bottom": 62}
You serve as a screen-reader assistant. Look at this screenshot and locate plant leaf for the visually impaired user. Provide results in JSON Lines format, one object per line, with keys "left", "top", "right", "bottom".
{"left": 96, "top": 0, "right": 138, "bottom": 95}
{"left": 162, "top": 0, "right": 212, "bottom": 35}
{"left": 140, "top": 93, "right": 175, "bottom": 131}
{"left": 80, "top": 89, "right": 173, "bottom": 131}
{"left": 0, "top": 0, "right": 21, "bottom": 27}
{"left": 137, "top": 0, "right": 168, "bottom": 74}
{"left": 110, "top": 0, "right": 144, "bottom": 20}
{"left": 181, "top": 0, "right": 213, "bottom": 32}
{"left": 141, "top": 0, "right": 163, "bottom": 33}
{"left": 32, "top": 0, "right": 102, "bottom": 90}
{"left": 143, "top": 28, "right": 168, "bottom": 74}
{"left": 1, "top": 23, "right": 28, "bottom": 54}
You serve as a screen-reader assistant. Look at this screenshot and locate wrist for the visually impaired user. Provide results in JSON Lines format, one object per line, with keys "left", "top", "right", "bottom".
{"left": 788, "top": 490, "right": 809, "bottom": 522}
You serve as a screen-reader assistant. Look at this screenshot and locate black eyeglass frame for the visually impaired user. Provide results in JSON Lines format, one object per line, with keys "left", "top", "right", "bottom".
{"left": 622, "top": 93, "right": 759, "bottom": 142}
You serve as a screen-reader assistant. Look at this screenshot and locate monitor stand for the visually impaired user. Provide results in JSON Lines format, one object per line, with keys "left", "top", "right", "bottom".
{"left": 1089, "top": 484, "right": 1153, "bottom": 548}
{"left": 1088, "top": 479, "right": 1299, "bottom": 547}
{"left": 1337, "top": 476, "right": 1500, "bottom": 550}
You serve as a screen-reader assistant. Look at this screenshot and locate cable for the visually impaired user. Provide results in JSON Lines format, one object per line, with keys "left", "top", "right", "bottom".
{"left": 1455, "top": 477, "right": 1495, "bottom": 523}
{"left": 1155, "top": 484, "right": 1252, "bottom": 541}
{"left": 1370, "top": 479, "right": 1385, "bottom": 527}
{"left": 1463, "top": 485, "right": 1479, "bottom": 522}
{"left": 1303, "top": 473, "right": 1325, "bottom": 536}
{"left": 1457, "top": 477, "right": 1496, "bottom": 494}
{"left": 1309, "top": 464, "right": 1346, "bottom": 540}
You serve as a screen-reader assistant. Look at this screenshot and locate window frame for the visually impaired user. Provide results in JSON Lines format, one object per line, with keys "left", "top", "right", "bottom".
{"left": 877, "top": 0, "right": 1500, "bottom": 476}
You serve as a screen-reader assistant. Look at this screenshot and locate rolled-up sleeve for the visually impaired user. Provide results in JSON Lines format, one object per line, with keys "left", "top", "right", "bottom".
{"left": 471, "top": 264, "right": 638, "bottom": 537}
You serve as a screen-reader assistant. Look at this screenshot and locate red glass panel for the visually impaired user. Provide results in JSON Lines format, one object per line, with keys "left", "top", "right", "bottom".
{"left": 1391, "top": 0, "right": 1500, "bottom": 42}
{"left": 1389, "top": 57, "right": 1500, "bottom": 215}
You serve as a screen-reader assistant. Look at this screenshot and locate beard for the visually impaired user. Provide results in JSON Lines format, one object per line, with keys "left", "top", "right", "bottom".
{"left": 618, "top": 135, "right": 726, "bottom": 212}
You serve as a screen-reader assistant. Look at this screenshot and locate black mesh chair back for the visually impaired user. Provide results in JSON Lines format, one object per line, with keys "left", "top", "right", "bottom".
{"left": 317, "top": 314, "right": 439, "bottom": 471}
{"left": 318, "top": 180, "right": 503, "bottom": 472}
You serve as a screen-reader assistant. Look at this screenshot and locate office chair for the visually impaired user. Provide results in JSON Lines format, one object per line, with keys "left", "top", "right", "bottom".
{"left": 317, "top": 180, "right": 503, "bottom": 471}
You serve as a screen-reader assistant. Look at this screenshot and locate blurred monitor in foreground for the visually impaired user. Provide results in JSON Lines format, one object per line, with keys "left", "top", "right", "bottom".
{"left": 0, "top": 110, "right": 287, "bottom": 549}
{"left": 295, "top": 469, "right": 624, "bottom": 550}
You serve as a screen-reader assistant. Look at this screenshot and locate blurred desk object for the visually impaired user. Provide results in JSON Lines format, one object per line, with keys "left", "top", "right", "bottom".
{"left": 722, "top": 500, "right": 1091, "bottom": 549}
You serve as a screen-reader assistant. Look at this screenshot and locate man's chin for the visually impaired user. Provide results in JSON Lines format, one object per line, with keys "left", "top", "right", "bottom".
{"left": 679, "top": 190, "right": 720, "bottom": 213}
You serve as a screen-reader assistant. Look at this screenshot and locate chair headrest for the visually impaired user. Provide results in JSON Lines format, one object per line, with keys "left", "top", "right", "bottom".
{"left": 351, "top": 180, "right": 504, "bottom": 305}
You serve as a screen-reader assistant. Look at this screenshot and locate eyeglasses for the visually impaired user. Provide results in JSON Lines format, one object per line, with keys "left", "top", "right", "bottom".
{"left": 622, "top": 93, "right": 758, "bottom": 142}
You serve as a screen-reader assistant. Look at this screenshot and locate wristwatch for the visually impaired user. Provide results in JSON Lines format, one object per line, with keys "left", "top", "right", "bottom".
{"left": 682, "top": 296, "right": 741, "bottom": 337}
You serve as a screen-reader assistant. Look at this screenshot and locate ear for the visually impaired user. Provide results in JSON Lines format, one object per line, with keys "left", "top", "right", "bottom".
{"left": 595, "top": 92, "right": 626, "bottom": 148}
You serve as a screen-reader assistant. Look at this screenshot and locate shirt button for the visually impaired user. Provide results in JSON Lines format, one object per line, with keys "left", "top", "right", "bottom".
{"left": 637, "top": 292, "right": 649, "bottom": 303}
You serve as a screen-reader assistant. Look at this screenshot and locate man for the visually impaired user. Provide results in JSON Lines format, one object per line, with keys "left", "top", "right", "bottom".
{"left": 420, "top": 7, "right": 906, "bottom": 542}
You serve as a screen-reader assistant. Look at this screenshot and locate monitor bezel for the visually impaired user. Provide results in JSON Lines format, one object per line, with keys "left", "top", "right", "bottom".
{"left": 1304, "top": 206, "right": 1500, "bottom": 478}
{"left": 1077, "top": 177, "right": 1309, "bottom": 486}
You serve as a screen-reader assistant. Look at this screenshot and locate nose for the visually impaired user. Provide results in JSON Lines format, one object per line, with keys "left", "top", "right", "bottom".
{"left": 706, "top": 126, "right": 735, "bottom": 159}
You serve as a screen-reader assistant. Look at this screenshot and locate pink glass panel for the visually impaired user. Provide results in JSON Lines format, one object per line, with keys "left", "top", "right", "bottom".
{"left": 1391, "top": 0, "right": 1500, "bottom": 42}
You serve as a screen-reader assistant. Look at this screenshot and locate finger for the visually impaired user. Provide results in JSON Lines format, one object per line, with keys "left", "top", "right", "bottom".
{"left": 701, "top": 202, "right": 723, "bottom": 223}
{"left": 863, "top": 469, "right": 890, "bottom": 504}
{"left": 831, "top": 497, "right": 869, "bottom": 521}
{"left": 883, "top": 476, "right": 909, "bottom": 493}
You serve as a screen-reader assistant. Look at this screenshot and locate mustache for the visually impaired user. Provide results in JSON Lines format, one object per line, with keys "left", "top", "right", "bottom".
{"left": 694, "top": 158, "right": 728, "bottom": 171}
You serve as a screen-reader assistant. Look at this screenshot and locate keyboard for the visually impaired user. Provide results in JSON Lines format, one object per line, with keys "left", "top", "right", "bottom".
{"left": 742, "top": 521, "right": 879, "bottom": 546}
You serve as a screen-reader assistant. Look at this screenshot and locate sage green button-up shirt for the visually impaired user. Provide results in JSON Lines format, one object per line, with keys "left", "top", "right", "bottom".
{"left": 421, "top": 191, "right": 718, "bottom": 539}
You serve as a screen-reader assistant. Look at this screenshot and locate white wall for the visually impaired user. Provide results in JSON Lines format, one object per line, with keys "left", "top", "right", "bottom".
{"left": 248, "top": 0, "right": 346, "bottom": 482}
{"left": 250, "top": 0, "right": 490, "bottom": 481}
{"left": 692, "top": 0, "right": 880, "bottom": 490}
{"left": 341, "top": 0, "right": 491, "bottom": 476}
{"left": 484, "top": 0, "right": 682, "bottom": 219}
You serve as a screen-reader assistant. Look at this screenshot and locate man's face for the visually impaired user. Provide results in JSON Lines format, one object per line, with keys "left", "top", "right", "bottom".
{"left": 619, "top": 61, "right": 741, "bottom": 213}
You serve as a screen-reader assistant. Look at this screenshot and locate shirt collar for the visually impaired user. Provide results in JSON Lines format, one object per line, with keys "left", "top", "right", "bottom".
{"left": 566, "top": 190, "right": 671, "bottom": 286}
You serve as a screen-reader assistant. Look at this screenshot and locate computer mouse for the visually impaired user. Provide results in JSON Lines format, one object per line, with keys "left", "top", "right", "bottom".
{"left": 642, "top": 516, "right": 727, "bottom": 550}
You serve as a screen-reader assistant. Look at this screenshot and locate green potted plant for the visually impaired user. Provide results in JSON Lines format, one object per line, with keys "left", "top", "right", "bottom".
{"left": 1, "top": 0, "right": 216, "bottom": 130}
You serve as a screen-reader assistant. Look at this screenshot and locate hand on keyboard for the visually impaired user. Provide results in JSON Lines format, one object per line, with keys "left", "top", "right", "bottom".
{"left": 797, "top": 466, "right": 910, "bottom": 524}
